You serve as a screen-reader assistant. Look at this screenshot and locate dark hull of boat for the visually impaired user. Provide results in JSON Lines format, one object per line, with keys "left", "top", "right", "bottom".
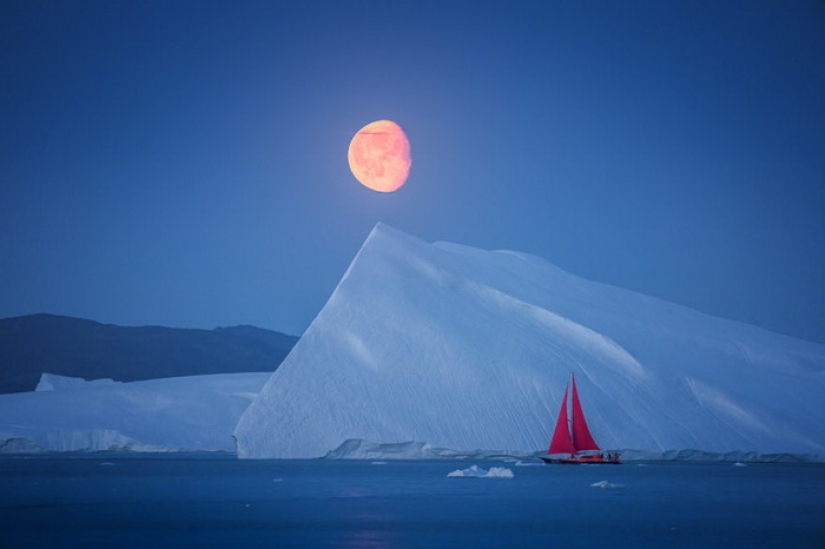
{"left": 540, "top": 455, "right": 621, "bottom": 465}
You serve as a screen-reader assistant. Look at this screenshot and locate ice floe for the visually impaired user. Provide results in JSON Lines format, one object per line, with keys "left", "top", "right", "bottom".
{"left": 447, "top": 465, "right": 514, "bottom": 478}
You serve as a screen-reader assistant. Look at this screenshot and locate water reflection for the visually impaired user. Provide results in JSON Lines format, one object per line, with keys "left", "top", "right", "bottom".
{"left": 339, "top": 513, "right": 397, "bottom": 548}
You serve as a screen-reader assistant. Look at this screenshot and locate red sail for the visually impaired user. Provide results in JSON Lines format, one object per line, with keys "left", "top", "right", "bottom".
{"left": 570, "top": 375, "right": 600, "bottom": 452}
{"left": 547, "top": 386, "right": 575, "bottom": 455}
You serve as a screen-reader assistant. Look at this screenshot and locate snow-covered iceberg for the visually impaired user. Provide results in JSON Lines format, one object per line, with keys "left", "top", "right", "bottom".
{"left": 0, "top": 373, "right": 269, "bottom": 452}
{"left": 235, "top": 223, "right": 825, "bottom": 459}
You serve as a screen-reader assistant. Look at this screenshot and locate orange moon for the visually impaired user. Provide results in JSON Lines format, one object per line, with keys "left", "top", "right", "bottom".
{"left": 347, "top": 120, "right": 411, "bottom": 192}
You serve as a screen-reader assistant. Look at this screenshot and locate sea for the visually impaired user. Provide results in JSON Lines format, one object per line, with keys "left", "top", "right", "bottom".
{"left": 1, "top": 454, "right": 823, "bottom": 548}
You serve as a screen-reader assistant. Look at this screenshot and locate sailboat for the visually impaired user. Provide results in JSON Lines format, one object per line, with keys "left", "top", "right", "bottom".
{"left": 540, "top": 374, "right": 620, "bottom": 464}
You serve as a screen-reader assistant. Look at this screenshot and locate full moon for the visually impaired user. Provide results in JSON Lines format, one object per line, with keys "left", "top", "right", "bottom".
{"left": 347, "top": 120, "right": 411, "bottom": 193}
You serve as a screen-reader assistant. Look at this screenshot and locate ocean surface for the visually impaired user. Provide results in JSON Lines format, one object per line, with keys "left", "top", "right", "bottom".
{"left": 1, "top": 454, "right": 823, "bottom": 548}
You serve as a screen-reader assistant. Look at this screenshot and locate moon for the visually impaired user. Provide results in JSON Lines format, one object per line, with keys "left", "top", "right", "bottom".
{"left": 347, "top": 120, "right": 411, "bottom": 193}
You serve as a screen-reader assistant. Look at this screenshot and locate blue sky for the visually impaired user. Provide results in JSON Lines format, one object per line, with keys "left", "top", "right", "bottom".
{"left": 2, "top": 1, "right": 824, "bottom": 343}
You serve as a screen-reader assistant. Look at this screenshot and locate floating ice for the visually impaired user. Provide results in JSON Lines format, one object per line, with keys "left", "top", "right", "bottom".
{"left": 513, "top": 460, "right": 544, "bottom": 467}
{"left": 447, "top": 465, "right": 514, "bottom": 478}
{"left": 486, "top": 467, "right": 515, "bottom": 478}
{"left": 590, "top": 480, "right": 624, "bottom": 489}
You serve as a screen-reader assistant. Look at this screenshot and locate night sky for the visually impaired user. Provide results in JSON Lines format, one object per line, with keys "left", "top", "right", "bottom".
{"left": 2, "top": 1, "right": 824, "bottom": 343}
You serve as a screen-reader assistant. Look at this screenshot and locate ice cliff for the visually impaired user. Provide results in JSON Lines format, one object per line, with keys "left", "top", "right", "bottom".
{"left": 234, "top": 223, "right": 825, "bottom": 459}
{"left": 0, "top": 373, "right": 268, "bottom": 452}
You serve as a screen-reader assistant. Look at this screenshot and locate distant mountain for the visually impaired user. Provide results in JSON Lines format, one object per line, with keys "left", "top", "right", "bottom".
{"left": 235, "top": 223, "right": 825, "bottom": 459}
{"left": 0, "top": 314, "right": 299, "bottom": 394}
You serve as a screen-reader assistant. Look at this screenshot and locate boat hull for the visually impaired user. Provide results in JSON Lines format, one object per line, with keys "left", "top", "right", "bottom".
{"left": 540, "top": 454, "right": 621, "bottom": 465}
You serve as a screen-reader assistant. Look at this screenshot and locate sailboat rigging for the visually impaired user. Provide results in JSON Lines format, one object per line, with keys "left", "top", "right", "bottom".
{"left": 540, "top": 374, "right": 620, "bottom": 464}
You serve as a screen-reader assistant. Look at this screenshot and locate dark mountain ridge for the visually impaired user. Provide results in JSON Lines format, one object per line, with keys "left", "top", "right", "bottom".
{"left": 0, "top": 314, "right": 298, "bottom": 394}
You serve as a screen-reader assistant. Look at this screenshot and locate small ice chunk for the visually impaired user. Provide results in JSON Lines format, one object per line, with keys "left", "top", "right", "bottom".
{"left": 486, "top": 467, "right": 515, "bottom": 478}
{"left": 590, "top": 480, "right": 623, "bottom": 489}
{"left": 447, "top": 464, "right": 514, "bottom": 478}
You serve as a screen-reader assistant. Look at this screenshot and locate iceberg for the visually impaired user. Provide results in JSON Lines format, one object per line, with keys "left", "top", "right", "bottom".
{"left": 0, "top": 373, "right": 269, "bottom": 452}
{"left": 235, "top": 223, "right": 825, "bottom": 460}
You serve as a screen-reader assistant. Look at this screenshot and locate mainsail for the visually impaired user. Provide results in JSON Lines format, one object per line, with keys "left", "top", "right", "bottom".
{"left": 570, "top": 375, "right": 600, "bottom": 452}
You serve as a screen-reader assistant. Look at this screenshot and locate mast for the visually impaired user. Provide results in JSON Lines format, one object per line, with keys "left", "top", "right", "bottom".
{"left": 570, "top": 374, "right": 600, "bottom": 452}
{"left": 547, "top": 385, "right": 575, "bottom": 455}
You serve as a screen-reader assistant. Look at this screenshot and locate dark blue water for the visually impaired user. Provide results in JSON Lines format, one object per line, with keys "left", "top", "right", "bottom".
{"left": 1, "top": 455, "right": 823, "bottom": 548}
